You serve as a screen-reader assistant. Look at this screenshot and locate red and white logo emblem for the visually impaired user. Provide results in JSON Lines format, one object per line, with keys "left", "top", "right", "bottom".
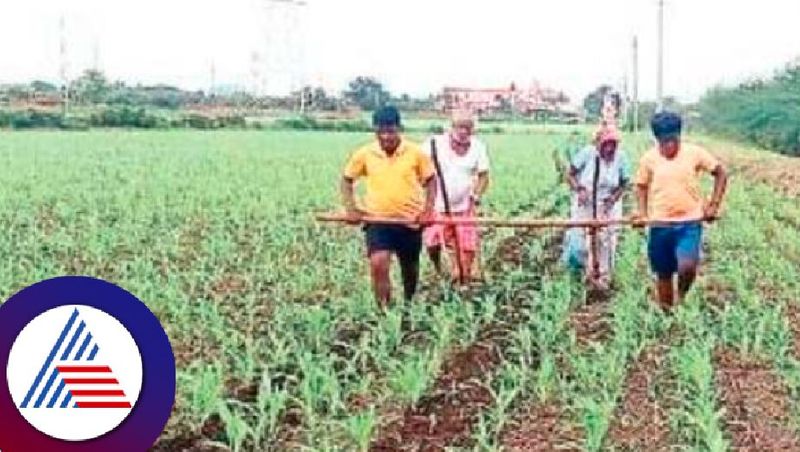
{"left": 6, "top": 305, "right": 143, "bottom": 441}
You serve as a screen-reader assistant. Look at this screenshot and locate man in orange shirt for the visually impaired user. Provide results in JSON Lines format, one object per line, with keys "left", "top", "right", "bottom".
{"left": 634, "top": 111, "right": 728, "bottom": 310}
{"left": 341, "top": 106, "right": 436, "bottom": 308}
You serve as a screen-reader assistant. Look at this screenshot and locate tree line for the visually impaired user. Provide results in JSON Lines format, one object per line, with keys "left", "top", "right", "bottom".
{"left": 0, "top": 71, "right": 443, "bottom": 129}
{"left": 0, "top": 71, "right": 433, "bottom": 113}
{"left": 7, "top": 62, "right": 800, "bottom": 156}
{"left": 697, "top": 61, "right": 800, "bottom": 156}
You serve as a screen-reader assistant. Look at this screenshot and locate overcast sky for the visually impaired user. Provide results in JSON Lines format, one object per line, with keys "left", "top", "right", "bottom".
{"left": 1, "top": 0, "right": 799, "bottom": 102}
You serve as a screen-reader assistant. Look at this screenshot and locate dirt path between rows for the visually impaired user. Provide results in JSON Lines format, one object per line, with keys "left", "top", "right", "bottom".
{"left": 730, "top": 155, "right": 800, "bottom": 198}
{"left": 499, "top": 231, "right": 650, "bottom": 451}
{"left": 496, "top": 294, "right": 613, "bottom": 452}
{"left": 368, "top": 189, "right": 569, "bottom": 451}
{"left": 701, "top": 140, "right": 800, "bottom": 198}
{"left": 787, "top": 304, "right": 800, "bottom": 361}
{"left": 370, "top": 229, "right": 563, "bottom": 451}
{"left": 496, "top": 287, "right": 616, "bottom": 451}
{"left": 604, "top": 342, "right": 679, "bottom": 451}
{"left": 500, "top": 403, "right": 584, "bottom": 452}
{"left": 714, "top": 347, "right": 800, "bottom": 451}
{"left": 569, "top": 288, "right": 613, "bottom": 348}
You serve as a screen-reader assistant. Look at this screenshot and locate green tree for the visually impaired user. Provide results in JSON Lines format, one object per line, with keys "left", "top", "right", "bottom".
{"left": 582, "top": 85, "right": 616, "bottom": 119}
{"left": 143, "top": 85, "right": 185, "bottom": 109}
{"left": 105, "top": 82, "right": 143, "bottom": 106}
{"left": 343, "top": 76, "right": 390, "bottom": 110}
{"left": 696, "top": 60, "right": 800, "bottom": 156}
{"left": 311, "top": 87, "right": 338, "bottom": 111}
{"left": 71, "top": 69, "right": 110, "bottom": 104}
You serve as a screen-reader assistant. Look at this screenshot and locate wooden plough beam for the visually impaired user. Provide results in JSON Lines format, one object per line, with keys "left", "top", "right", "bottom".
{"left": 315, "top": 213, "right": 707, "bottom": 229}
{"left": 316, "top": 212, "right": 711, "bottom": 289}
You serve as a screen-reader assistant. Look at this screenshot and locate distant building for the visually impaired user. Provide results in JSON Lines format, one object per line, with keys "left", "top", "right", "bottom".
{"left": 5, "top": 92, "right": 62, "bottom": 110}
{"left": 437, "top": 81, "right": 576, "bottom": 119}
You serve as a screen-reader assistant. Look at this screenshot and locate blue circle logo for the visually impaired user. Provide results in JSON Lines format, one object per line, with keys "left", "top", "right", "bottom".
{"left": 0, "top": 276, "right": 175, "bottom": 451}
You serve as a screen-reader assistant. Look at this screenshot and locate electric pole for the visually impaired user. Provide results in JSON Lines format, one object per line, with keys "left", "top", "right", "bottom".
{"left": 632, "top": 36, "right": 639, "bottom": 131}
{"left": 59, "top": 15, "right": 69, "bottom": 118}
{"left": 209, "top": 61, "right": 216, "bottom": 98}
{"left": 622, "top": 71, "right": 629, "bottom": 130}
{"left": 92, "top": 39, "right": 100, "bottom": 72}
{"left": 250, "top": 51, "right": 261, "bottom": 97}
{"left": 260, "top": 0, "right": 307, "bottom": 100}
{"left": 657, "top": 0, "right": 664, "bottom": 111}
{"left": 293, "top": 0, "right": 308, "bottom": 114}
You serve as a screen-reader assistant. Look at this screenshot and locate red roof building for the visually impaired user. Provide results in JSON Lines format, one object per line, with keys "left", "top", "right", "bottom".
{"left": 438, "top": 81, "right": 572, "bottom": 117}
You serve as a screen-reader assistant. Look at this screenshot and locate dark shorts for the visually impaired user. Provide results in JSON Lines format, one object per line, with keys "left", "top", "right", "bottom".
{"left": 647, "top": 222, "right": 703, "bottom": 278}
{"left": 364, "top": 224, "right": 422, "bottom": 263}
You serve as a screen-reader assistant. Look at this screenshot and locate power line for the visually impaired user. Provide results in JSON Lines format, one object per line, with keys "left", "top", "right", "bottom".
{"left": 632, "top": 36, "right": 639, "bottom": 132}
{"left": 209, "top": 60, "right": 216, "bottom": 97}
{"left": 250, "top": 51, "right": 261, "bottom": 96}
{"left": 59, "top": 14, "right": 70, "bottom": 117}
{"left": 259, "top": 0, "right": 307, "bottom": 97}
{"left": 657, "top": 0, "right": 664, "bottom": 111}
{"left": 92, "top": 39, "right": 101, "bottom": 72}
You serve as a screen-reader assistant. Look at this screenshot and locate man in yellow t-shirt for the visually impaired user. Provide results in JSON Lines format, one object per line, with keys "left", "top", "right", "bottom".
{"left": 634, "top": 111, "right": 728, "bottom": 311}
{"left": 340, "top": 106, "right": 436, "bottom": 308}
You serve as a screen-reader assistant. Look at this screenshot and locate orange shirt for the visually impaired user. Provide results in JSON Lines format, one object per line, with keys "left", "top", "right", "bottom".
{"left": 343, "top": 139, "right": 435, "bottom": 218}
{"left": 635, "top": 143, "right": 721, "bottom": 221}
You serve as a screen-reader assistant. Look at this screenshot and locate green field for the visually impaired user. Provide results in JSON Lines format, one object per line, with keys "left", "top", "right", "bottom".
{"left": 0, "top": 130, "right": 798, "bottom": 451}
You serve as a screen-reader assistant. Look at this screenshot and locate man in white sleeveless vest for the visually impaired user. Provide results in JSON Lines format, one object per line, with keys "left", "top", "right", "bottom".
{"left": 422, "top": 110, "right": 490, "bottom": 284}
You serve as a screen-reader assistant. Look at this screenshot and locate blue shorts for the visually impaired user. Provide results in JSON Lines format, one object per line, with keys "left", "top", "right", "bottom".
{"left": 647, "top": 222, "right": 703, "bottom": 278}
{"left": 364, "top": 224, "right": 422, "bottom": 263}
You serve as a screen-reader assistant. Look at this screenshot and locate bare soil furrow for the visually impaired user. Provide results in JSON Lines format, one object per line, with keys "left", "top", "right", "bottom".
{"left": 605, "top": 343, "right": 679, "bottom": 451}
{"left": 569, "top": 289, "right": 613, "bottom": 348}
{"left": 370, "top": 226, "right": 563, "bottom": 451}
{"left": 499, "top": 404, "right": 584, "bottom": 452}
{"left": 714, "top": 347, "right": 800, "bottom": 451}
{"left": 787, "top": 304, "right": 800, "bottom": 360}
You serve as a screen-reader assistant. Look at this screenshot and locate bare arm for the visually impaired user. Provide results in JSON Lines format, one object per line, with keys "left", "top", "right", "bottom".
{"left": 475, "top": 172, "right": 490, "bottom": 199}
{"left": 709, "top": 164, "right": 728, "bottom": 207}
{"left": 607, "top": 181, "right": 628, "bottom": 206}
{"left": 553, "top": 149, "right": 566, "bottom": 181}
{"left": 704, "top": 164, "right": 728, "bottom": 220}
{"left": 422, "top": 176, "right": 437, "bottom": 214}
{"left": 566, "top": 166, "right": 583, "bottom": 192}
{"left": 340, "top": 176, "right": 360, "bottom": 215}
{"left": 567, "top": 166, "right": 590, "bottom": 207}
{"left": 635, "top": 184, "right": 649, "bottom": 219}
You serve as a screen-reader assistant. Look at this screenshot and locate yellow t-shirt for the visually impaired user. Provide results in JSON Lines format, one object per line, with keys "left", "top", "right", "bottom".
{"left": 343, "top": 139, "right": 435, "bottom": 218}
{"left": 634, "top": 143, "right": 721, "bottom": 221}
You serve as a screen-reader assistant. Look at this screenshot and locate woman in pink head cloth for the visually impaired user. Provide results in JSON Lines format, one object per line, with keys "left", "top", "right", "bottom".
{"left": 563, "top": 126, "right": 630, "bottom": 289}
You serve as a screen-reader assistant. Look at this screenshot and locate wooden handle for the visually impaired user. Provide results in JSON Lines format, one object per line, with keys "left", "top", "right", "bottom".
{"left": 314, "top": 213, "right": 709, "bottom": 229}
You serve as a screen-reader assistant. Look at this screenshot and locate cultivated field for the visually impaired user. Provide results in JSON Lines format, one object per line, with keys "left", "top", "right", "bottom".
{"left": 0, "top": 130, "right": 798, "bottom": 451}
